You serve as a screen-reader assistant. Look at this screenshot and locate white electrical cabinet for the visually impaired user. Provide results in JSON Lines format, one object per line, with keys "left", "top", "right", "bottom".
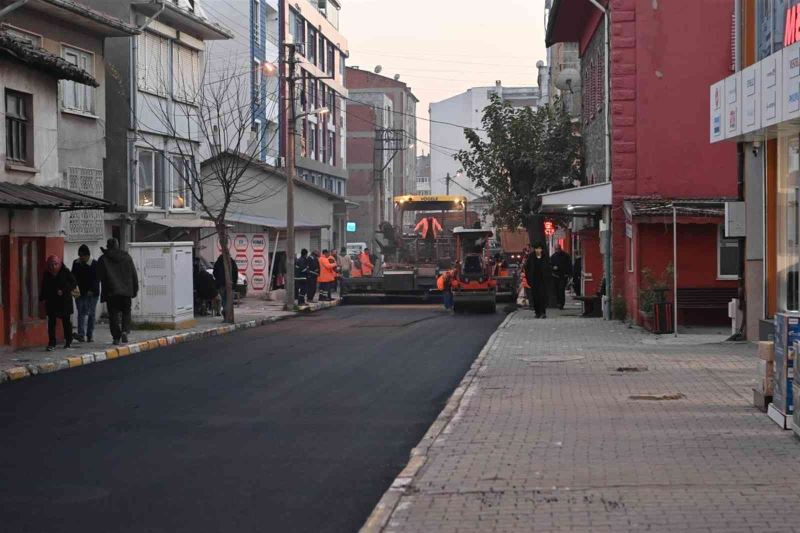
{"left": 129, "top": 242, "right": 195, "bottom": 328}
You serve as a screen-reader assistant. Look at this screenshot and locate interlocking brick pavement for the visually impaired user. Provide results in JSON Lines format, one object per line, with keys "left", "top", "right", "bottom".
{"left": 374, "top": 309, "right": 800, "bottom": 532}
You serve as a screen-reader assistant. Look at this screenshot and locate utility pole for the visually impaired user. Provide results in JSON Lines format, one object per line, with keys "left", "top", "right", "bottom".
{"left": 446, "top": 172, "right": 451, "bottom": 195}
{"left": 284, "top": 43, "right": 297, "bottom": 311}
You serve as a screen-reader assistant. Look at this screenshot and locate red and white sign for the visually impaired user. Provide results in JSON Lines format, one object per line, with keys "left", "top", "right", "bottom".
{"left": 251, "top": 234, "right": 267, "bottom": 252}
{"left": 235, "top": 254, "right": 249, "bottom": 272}
{"left": 250, "top": 273, "right": 267, "bottom": 291}
{"left": 786, "top": 5, "right": 800, "bottom": 46}
{"left": 544, "top": 221, "right": 555, "bottom": 237}
{"left": 251, "top": 254, "right": 267, "bottom": 272}
{"left": 233, "top": 235, "right": 249, "bottom": 252}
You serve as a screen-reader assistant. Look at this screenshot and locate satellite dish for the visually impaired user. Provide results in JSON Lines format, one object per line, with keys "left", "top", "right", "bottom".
{"left": 555, "top": 68, "right": 580, "bottom": 92}
{"left": 394, "top": 74, "right": 401, "bottom": 81}
{"left": 374, "top": 65, "right": 382, "bottom": 74}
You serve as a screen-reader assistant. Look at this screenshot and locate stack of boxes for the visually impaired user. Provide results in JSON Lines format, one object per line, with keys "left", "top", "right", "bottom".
{"left": 755, "top": 340, "right": 774, "bottom": 411}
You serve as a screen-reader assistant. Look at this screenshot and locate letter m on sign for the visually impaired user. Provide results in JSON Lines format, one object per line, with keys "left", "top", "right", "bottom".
{"left": 786, "top": 5, "right": 799, "bottom": 47}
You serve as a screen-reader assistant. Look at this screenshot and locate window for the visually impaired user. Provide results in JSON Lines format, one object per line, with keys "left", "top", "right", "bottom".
{"left": 626, "top": 230, "right": 634, "bottom": 273}
{"left": 137, "top": 148, "right": 164, "bottom": 208}
{"left": 253, "top": 0, "right": 261, "bottom": 41}
{"left": 327, "top": 44, "right": 335, "bottom": 77}
{"left": 328, "top": 130, "right": 335, "bottom": 166}
{"left": 307, "top": 27, "right": 317, "bottom": 64}
{"left": 718, "top": 225, "right": 740, "bottom": 279}
{"left": 137, "top": 32, "right": 169, "bottom": 95}
{"left": 336, "top": 180, "right": 342, "bottom": 196}
{"left": 309, "top": 122, "right": 317, "bottom": 159}
{"left": 319, "top": 36, "right": 326, "bottom": 72}
{"left": 3, "top": 26, "right": 41, "bottom": 47}
{"left": 5, "top": 90, "right": 31, "bottom": 165}
{"left": 19, "top": 238, "right": 41, "bottom": 321}
{"left": 253, "top": 60, "right": 262, "bottom": 106}
{"left": 294, "top": 13, "right": 305, "bottom": 55}
{"left": 61, "top": 46, "right": 95, "bottom": 114}
{"left": 173, "top": 44, "right": 199, "bottom": 103}
{"left": 170, "top": 154, "right": 194, "bottom": 210}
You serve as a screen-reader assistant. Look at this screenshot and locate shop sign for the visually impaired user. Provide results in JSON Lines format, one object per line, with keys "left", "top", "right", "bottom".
{"left": 742, "top": 63, "right": 761, "bottom": 134}
{"left": 235, "top": 254, "right": 248, "bottom": 272}
{"left": 785, "top": 3, "right": 800, "bottom": 47}
{"left": 251, "top": 273, "right": 267, "bottom": 291}
{"left": 233, "top": 234, "right": 249, "bottom": 252}
{"left": 762, "top": 52, "right": 782, "bottom": 127}
{"left": 544, "top": 221, "right": 555, "bottom": 236}
{"left": 783, "top": 42, "right": 800, "bottom": 121}
{"left": 724, "top": 73, "right": 741, "bottom": 138}
{"left": 251, "top": 254, "right": 267, "bottom": 272}
{"left": 709, "top": 80, "right": 725, "bottom": 143}
{"left": 251, "top": 234, "right": 266, "bottom": 252}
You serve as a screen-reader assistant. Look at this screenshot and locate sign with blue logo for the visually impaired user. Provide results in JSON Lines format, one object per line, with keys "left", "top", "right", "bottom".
{"left": 346, "top": 222, "right": 357, "bottom": 232}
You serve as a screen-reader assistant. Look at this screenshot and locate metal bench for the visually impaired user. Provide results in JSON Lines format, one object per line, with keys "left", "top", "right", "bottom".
{"left": 676, "top": 287, "right": 738, "bottom": 310}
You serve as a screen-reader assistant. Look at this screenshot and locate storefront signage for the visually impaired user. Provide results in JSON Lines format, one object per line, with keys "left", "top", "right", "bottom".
{"left": 250, "top": 273, "right": 267, "bottom": 291}
{"left": 233, "top": 234, "right": 249, "bottom": 252}
{"left": 725, "top": 73, "right": 741, "bottom": 138}
{"left": 346, "top": 221, "right": 356, "bottom": 232}
{"left": 251, "top": 234, "right": 266, "bottom": 252}
{"left": 544, "top": 221, "right": 555, "bottom": 236}
{"left": 742, "top": 63, "right": 761, "bottom": 134}
{"left": 235, "top": 254, "right": 249, "bottom": 272}
{"left": 785, "top": 4, "right": 800, "bottom": 47}
{"left": 783, "top": 42, "right": 800, "bottom": 121}
{"left": 762, "top": 52, "right": 782, "bottom": 127}
{"left": 251, "top": 254, "right": 267, "bottom": 272}
{"left": 710, "top": 80, "right": 725, "bottom": 143}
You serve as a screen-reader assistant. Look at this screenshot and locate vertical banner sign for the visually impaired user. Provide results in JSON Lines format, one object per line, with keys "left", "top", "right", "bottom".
{"left": 709, "top": 80, "right": 725, "bottom": 143}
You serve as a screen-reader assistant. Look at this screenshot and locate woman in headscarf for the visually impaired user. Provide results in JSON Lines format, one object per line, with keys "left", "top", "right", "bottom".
{"left": 523, "top": 243, "right": 551, "bottom": 319}
{"left": 40, "top": 255, "right": 77, "bottom": 350}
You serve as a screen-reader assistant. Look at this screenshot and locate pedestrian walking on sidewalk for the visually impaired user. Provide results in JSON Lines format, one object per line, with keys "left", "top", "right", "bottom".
{"left": 41, "top": 255, "right": 77, "bottom": 351}
{"left": 524, "top": 243, "right": 551, "bottom": 319}
{"left": 550, "top": 244, "right": 572, "bottom": 310}
{"left": 97, "top": 238, "right": 138, "bottom": 345}
{"left": 71, "top": 244, "right": 99, "bottom": 342}
{"left": 307, "top": 250, "right": 320, "bottom": 302}
{"left": 318, "top": 249, "right": 336, "bottom": 301}
{"left": 294, "top": 249, "right": 309, "bottom": 304}
{"left": 213, "top": 253, "right": 238, "bottom": 317}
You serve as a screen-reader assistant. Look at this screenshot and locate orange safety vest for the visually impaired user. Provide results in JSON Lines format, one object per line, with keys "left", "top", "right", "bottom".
{"left": 359, "top": 252, "right": 374, "bottom": 276}
{"left": 318, "top": 256, "right": 336, "bottom": 283}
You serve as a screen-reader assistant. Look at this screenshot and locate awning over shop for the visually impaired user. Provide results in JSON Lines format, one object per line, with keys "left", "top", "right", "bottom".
{"left": 539, "top": 182, "right": 612, "bottom": 214}
{"left": 143, "top": 217, "right": 216, "bottom": 229}
{"left": 0, "top": 183, "right": 110, "bottom": 210}
{"left": 225, "top": 212, "right": 329, "bottom": 230}
{"left": 624, "top": 197, "right": 732, "bottom": 222}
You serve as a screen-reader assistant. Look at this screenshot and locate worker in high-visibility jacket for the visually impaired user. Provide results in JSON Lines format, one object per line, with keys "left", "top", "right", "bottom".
{"left": 415, "top": 216, "right": 443, "bottom": 259}
{"left": 318, "top": 249, "right": 337, "bottom": 301}
{"left": 359, "top": 249, "right": 374, "bottom": 277}
{"left": 436, "top": 269, "right": 454, "bottom": 311}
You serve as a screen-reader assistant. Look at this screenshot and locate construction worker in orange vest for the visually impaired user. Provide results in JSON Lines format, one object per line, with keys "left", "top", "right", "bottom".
{"left": 415, "top": 216, "right": 443, "bottom": 259}
{"left": 359, "top": 248, "right": 374, "bottom": 276}
{"left": 318, "top": 249, "right": 337, "bottom": 301}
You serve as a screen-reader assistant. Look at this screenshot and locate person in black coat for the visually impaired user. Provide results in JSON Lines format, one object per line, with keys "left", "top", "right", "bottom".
{"left": 294, "top": 249, "right": 310, "bottom": 304}
{"left": 524, "top": 243, "right": 551, "bottom": 318}
{"left": 72, "top": 244, "right": 99, "bottom": 342}
{"left": 97, "top": 238, "right": 139, "bottom": 345}
{"left": 306, "top": 250, "right": 320, "bottom": 303}
{"left": 40, "top": 255, "right": 77, "bottom": 350}
{"left": 213, "top": 253, "right": 239, "bottom": 315}
{"left": 550, "top": 244, "right": 573, "bottom": 310}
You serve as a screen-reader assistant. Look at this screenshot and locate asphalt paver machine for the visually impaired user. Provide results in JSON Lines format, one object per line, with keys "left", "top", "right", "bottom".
{"left": 450, "top": 227, "right": 497, "bottom": 313}
{"left": 341, "top": 195, "right": 469, "bottom": 302}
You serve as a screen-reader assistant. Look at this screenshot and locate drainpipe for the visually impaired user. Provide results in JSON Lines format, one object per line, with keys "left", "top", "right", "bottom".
{"left": 0, "top": 0, "right": 29, "bottom": 20}
{"left": 587, "top": 0, "right": 612, "bottom": 318}
{"left": 127, "top": 0, "right": 165, "bottom": 245}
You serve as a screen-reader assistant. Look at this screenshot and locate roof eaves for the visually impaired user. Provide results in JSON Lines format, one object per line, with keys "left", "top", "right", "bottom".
{"left": 39, "top": 0, "right": 140, "bottom": 36}
{"left": 0, "top": 32, "right": 98, "bottom": 86}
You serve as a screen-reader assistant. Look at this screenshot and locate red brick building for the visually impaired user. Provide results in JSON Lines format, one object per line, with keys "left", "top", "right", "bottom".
{"left": 344, "top": 68, "right": 418, "bottom": 246}
{"left": 544, "top": 0, "right": 739, "bottom": 328}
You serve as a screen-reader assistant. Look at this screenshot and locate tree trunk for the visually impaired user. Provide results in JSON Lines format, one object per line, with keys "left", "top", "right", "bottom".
{"left": 218, "top": 223, "right": 235, "bottom": 324}
{"left": 525, "top": 215, "right": 546, "bottom": 251}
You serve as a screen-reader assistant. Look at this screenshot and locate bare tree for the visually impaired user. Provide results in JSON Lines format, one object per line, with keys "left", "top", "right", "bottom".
{"left": 111, "top": 53, "right": 282, "bottom": 323}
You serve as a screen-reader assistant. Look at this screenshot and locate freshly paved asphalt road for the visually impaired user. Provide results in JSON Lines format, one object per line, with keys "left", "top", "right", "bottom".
{"left": 0, "top": 305, "right": 504, "bottom": 533}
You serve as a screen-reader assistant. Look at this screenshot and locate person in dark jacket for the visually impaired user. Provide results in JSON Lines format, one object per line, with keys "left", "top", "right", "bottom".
{"left": 307, "top": 250, "right": 321, "bottom": 303}
{"left": 71, "top": 244, "right": 99, "bottom": 342}
{"left": 213, "top": 253, "right": 239, "bottom": 316}
{"left": 97, "top": 238, "right": 139, "bottom": 345}
{"left": 294, "top": 249, "right": 309, "bottom": 304}
{"left": 40, "top": 255, "right": 77, "bottom": 351}
{"left": 550, "top": 244, "right": 573, "bottom": 310}
{"left": 524, "top": 243, "right": 551, "bottom": 318}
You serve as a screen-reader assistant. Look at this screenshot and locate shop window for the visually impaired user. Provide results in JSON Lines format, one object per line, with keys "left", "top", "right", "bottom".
{"left": 717, "top": 226, "right": 740, "bottom": 280}
{"left": 778, "top": 134, "right": 800, "bottom": 311}
{"left": 19, "top": 238, "right": 42, "bottom": 321}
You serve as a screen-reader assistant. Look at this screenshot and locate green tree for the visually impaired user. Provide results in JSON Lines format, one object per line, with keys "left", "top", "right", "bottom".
{"left": 455, "top": 95, "right": 582, "bottom": 244}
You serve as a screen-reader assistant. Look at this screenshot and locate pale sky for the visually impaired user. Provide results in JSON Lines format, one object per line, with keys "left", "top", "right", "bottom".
{"left": 341, "top": 0, "right": 548, "bottom": 156}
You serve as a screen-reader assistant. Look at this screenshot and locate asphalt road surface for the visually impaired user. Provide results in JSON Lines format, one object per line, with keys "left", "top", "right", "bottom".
{"left": 0, "top": 305, "right": 504, "bottom": 533}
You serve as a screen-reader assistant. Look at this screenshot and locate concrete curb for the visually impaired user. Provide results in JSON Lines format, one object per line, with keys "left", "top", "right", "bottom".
{"left": 0, "top": 300, "right": 340, "bottom": 385}
{"left": 359, "top": 311, "right": 515, "bottom": 533}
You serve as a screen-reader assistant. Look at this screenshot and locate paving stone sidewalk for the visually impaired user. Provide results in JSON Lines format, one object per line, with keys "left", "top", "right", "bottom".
{"left": 367, "top": 308, "right": 800, "bottom": 532}
{"left": 0, "top": 295, "right": 337, "bottom": 383}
